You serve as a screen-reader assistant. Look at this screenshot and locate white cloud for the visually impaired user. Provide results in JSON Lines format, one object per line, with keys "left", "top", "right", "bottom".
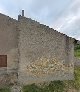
{"left": 51, "top": 0, "right": 80, "bottom": 40}
{"left": 0, "top": 0, "right": 80, "bottom": 40}
{"left": 0, "top": 4, "right": 8, "bottom": 15}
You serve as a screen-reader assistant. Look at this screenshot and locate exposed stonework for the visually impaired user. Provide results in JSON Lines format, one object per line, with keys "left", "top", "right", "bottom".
{"left": 18, "top": 16, "right": 74, "bottom": 85}
{"left": 0, "top": 11, "right": 78, "bottom": 87}
{"left": 26, "top": 57, "right": 73, "bottom": 78}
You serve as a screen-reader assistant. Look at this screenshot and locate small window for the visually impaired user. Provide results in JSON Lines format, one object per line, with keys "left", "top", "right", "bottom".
{"left": 0, "top": 55, "right": 7, "bottom": 67}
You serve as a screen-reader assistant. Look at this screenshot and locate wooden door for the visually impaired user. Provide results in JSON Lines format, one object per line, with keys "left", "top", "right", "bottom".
{"left": 0, "top": 55, "right": 7, "bottom": 67}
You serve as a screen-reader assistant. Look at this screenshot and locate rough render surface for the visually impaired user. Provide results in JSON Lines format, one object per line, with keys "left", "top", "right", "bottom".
{"left": 0, "top": 13, "right": 75, "bottom": 86}
{"left": 0, "top": 13, "right": 18, "bottom": 86}
{"left": 18, "top": 16, "right": 74, "bottom": 85}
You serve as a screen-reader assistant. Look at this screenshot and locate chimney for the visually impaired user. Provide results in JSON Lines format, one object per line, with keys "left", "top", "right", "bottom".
{"left": 22, "top": 10, "right": 24, "bottom": 16}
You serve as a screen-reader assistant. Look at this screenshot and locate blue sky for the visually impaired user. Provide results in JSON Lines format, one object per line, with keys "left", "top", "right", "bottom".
{"left": 0, "top": 0, "right": 80, "bottom": 40}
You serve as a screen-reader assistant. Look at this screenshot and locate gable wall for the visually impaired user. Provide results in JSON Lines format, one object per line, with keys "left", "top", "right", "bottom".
{"left": 0, "top": 14, "right": 75, "bottom": 86}
{"left": 18, "top": 16, "right": 74, "bottom": 85}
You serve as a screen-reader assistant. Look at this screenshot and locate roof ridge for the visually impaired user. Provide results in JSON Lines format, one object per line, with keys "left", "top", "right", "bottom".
{"left": 18, "top": 15, "right": 75, "bottom": 40}
{"left": 0, "top": 12, "right": 17, "bottom": 22}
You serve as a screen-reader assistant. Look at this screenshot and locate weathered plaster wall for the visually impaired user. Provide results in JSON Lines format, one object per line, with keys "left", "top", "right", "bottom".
{"left": 0, "top": 13, "right": 75, "bottom": 87}
{"left": 18, "top": 16, "right": 74, "bottom": 85}
{"left": 0, "top": 13, "right": 18, "bottom": 86}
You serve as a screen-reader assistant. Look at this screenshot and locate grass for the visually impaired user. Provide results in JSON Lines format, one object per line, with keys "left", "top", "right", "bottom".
{"left": 74, "top": 67, "right": 80, "bottom": 89}
{"left": 22, "top": 81, "right": 65, "bottom": 92}
{"left": 74, "top": 44, "right": 80, "bottom": 58}
{"left": 0, "top": 87, "right": 10, "bottom": 92}
{"left": 74, "top": 49, "right": 80, "bottom": 58}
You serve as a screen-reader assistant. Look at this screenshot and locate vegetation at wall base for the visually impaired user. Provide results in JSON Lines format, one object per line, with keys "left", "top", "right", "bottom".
{"left": 22, "top": 81, "right": 65, "bottom": 92}
{"left": 0, "top": 87, "right": 10, "bottom": 92}
{"left": 74, "top": 67, "right": 80, "bottom": 89}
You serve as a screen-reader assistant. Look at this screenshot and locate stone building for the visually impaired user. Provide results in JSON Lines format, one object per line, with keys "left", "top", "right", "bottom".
{"left": 0, "top": 10, "right": 78, "bottom": 87}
